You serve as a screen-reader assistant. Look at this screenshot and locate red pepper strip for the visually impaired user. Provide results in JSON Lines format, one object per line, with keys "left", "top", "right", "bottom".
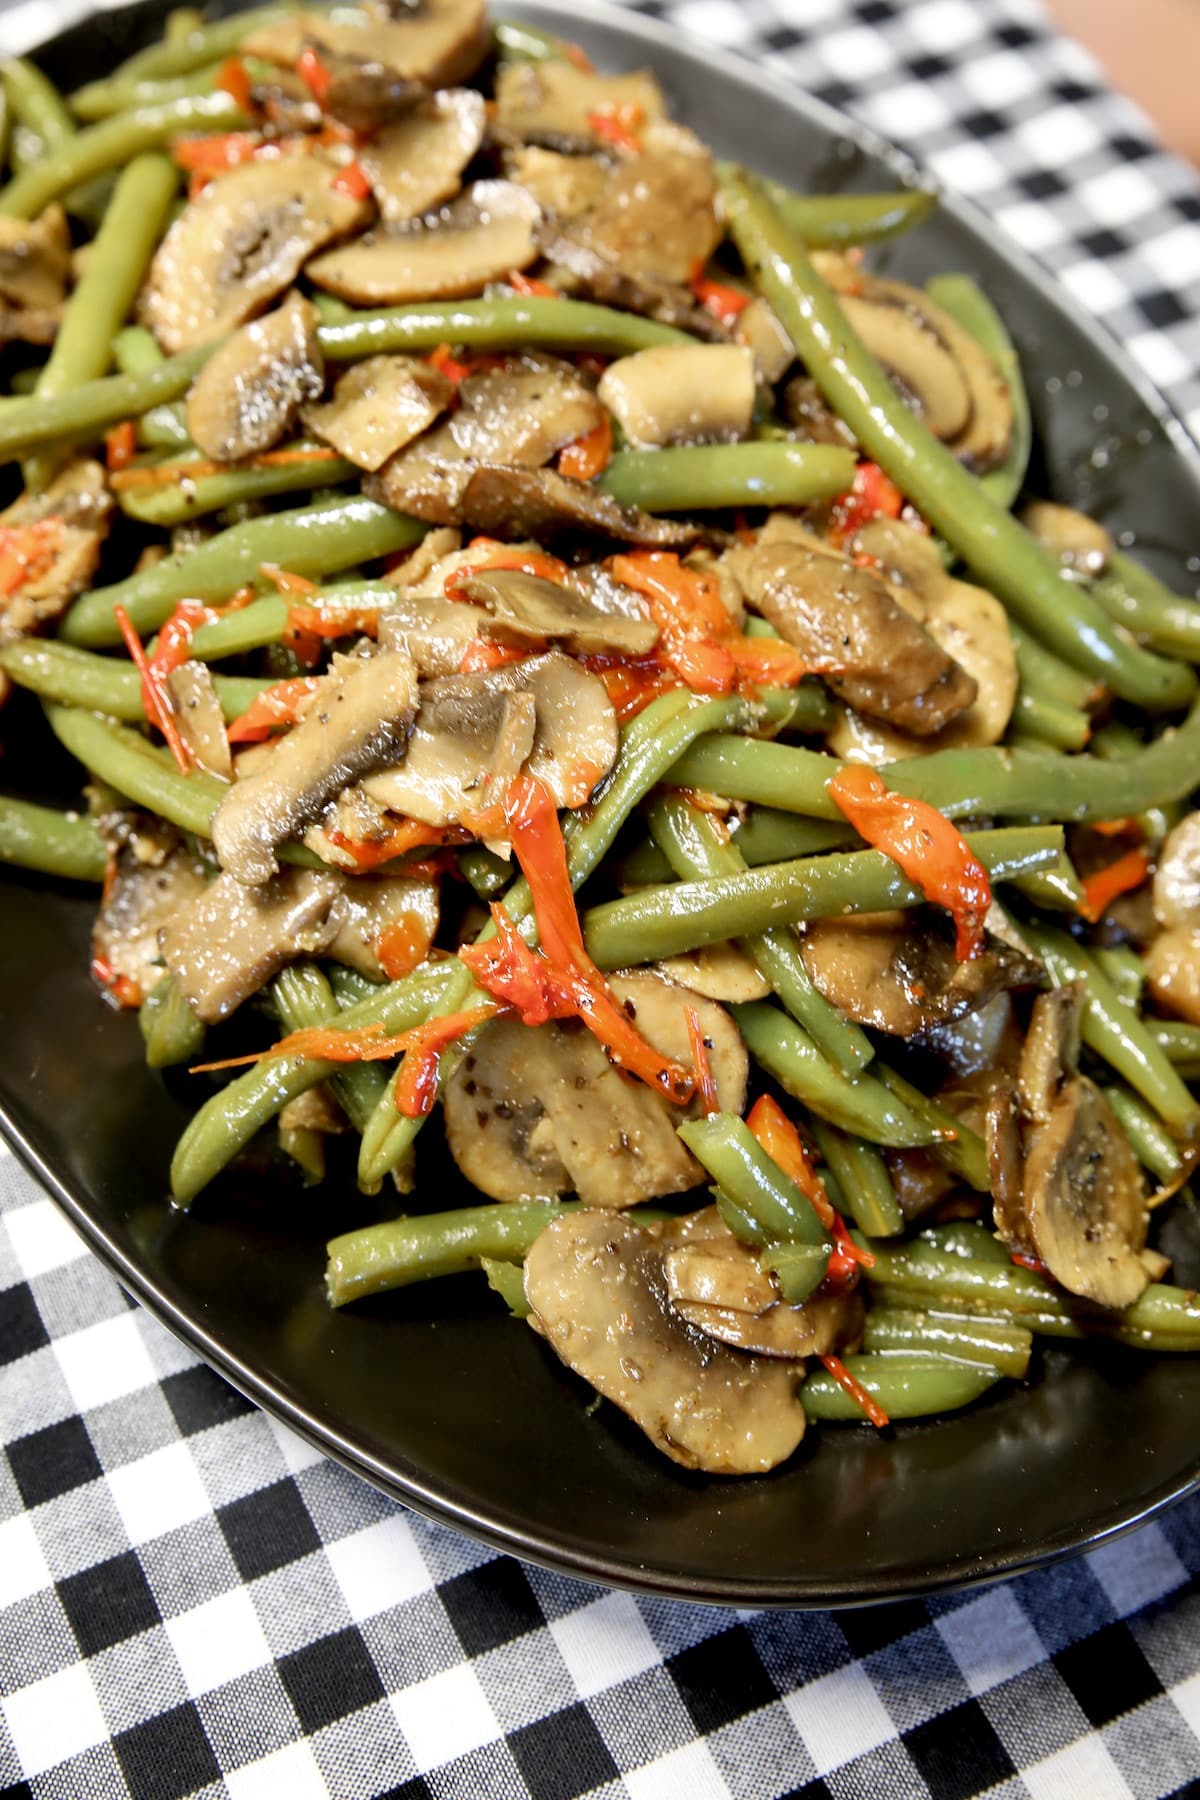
{"left": 172, "top": 130, "right": 263, "bottom": 173}
{"left": 587, "top": 103, "right": 643, "bottom": 154}
{"left": 506, "top": 269, "right": 557, "bottom": 298}
{"left": 393, "top": 1006, "right": 501, "bottom": 1116}
{"left": 193, "top": 1009, "right": 497, "bottom": 1080}
{"left": 560, "top": 38, "right": 595, "bottom": 71}
{"left": 295, "top": 45, "right": 331, "bottom": 104}
{"left": 375, "top": 912, "right": 435, "bottom": 982}
{"left": 105, "top": 420, "right": 137, "bottom": 473}
{"left": 226, "top": 676, "right": 322, "bottom": 745}
{"left": 332, "top": 160, "right": 372, "bottom": 200}
{"left": 285, "top": 602, "right": 380, "bottom": 643}
{"left": 745, "top": 1094, "right": 835, "bottom": 1229}
{"left": 215, "top": 56, "right": 253, "bottom": 110}
{"left": 0, "top": 517, "right": 62, "bottom": 597}
{"left": 819, "top": 1353, "right": 890, "bottom": 1429}
{"left": 327, "top": 818, "right": 465, "bottom": 870}
{"left": 460, "top": 775, "right": 696, "bottom": 1104}
{"left": 583, "top": 657, "right": 677, "bottom": 723}
{"left": 558, "top": 414, "right": 613, "bottom": 482}
{"left": 457, "top": 638, "right": 532, "bottom": 673}
{"left": 1079, "top": 846, "right": 1152, "bottom": 924}
{"left": 444, "top": 538, "right": 571, "bottom": 598}
{"left": 150, "top": 597, "right": 217, "bottom": 681}
{"left": 690, "top": 274, "right": 752, "bottom": 329}
{"left": 827, "top": 764, "right": 992, "bottom": 961}
{"left": 1010, "top": 1250, "right": 1047, "bottom": 1274}
{"left": 260, "top": 563, "right": 318, "bottom": 597}
{"left": 685, "top": 1008, "right": 719, "bottom": 1116}
{"left": 428, "top": 343, "right": 472, "bottom": 385}
{"left": 113, "top": 604, "right": 192, "bottom": 775}
{"left": 91, "top": 954, "right": 142, "bottom": 1010}
{"left": 828, "top": 460, "right": 905, "bottom": 546}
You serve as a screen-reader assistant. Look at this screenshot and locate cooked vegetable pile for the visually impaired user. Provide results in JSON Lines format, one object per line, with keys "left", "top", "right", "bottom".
{"left": 2, "top": 0, "right": 1200, "bottom": 1476}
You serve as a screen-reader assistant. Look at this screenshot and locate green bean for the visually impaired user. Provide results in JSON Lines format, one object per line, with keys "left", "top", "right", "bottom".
{"left": 748, "top": 173, "right": 937, "bottom": 248}
{"left": 102, "top": 4, "right": 295, "bottom": 85}
{"left": 0, "top": 345, "right": 210, "bottom": 463}
{"left": 646, "top": 792, "right": 873, "bottom": 1075}
{"left": 731, "top": 809, "right": 855, "bottom": 865}
{"left": 3, "top": 59, "right": 74, "bottom": 172}
{"left": 272, "top": 963, "right": 390, "bottom": 1141}
{"left": 925, "top": 273, "right": 1031, "bottom": 512}
{"left": 1010, "top": 852, "right": 1086, "bottom": 914}
{"left": 0, "top": 85, "right": 10, "bottom": 175}
{"left": 328, "top": 1201, "right": 587, "bottom": 1306}
{"left": 2, "top": 639, "right": 267, "bottom": 721}
{"left": 170, "top": 961, "right": 457, "bottom": 1204}
{"left": 71, "top": 58, "right": 277, "bottom": 121}
{"left": 318, "top": 295, "right": 693, "bottom": 360}
{"left": 116, "top": 446, "right": 358, "bottom": 526}
{"left": 1018, "top": 918, "right": 1199, "bottom": 1134}
{"left": 24, "top": 153, "right": 179, "bottom": 492}
{"left": 280, "top": 1122, "right": 325, "bottom": 1184}
{"left": 139, "top": 973, "right": 205, "bottom": 1068}
{"left": 7, "top": 366, "right": 40, "bottom": 396}
{"left": 667, "top": 694, "right": 1200, "bottom": 825}
{"left": 63, "top": 498, "right": 423, "bottom": 646}
{"left": 917, "top": 1221, "right": 1009, "bottom": 1264}
{"left": 110, "top": 330, "right": 193, "bottom": 448}
{"left": 801, "top": 1354, "right": 999, "bottom": 1420}
{"left": 1089, "top": 716, "right": 1180, "bottom": 843}
{"left": 873, "top": 1064, "right": 990, "bottom": 1191}
{"left": 679, "top": 1115, "right": 831, "bottom": 1243}
{"left": 0, "top": 93, "right": 249, "bottom": 219}
{"left": 582, "top": 826, "right": 1062, "bottom": 968}
{"left": 862, "top": 1309, "right": 1032, "bottom": 1379}
{"left": 731, "top": 1002, "right": 942, "bottom": 1147}
{"left": 327, "top": 965, "right": 382, "bottom": 1007}
{"left": 481, "top": 1255, "right": 531, "bottom": 1316}
{"left": 597, "top": 442, "right": 856, "bottom": 514}
{"left": 808, "top": 1120, "right": 904, "bottom": 1235}
{"left": 1151, "top": 1021, "right": 1200, "bottom": 1067}
{"left": 1010, "top": 621, "right": 1100, "bottom": 711}
{"left": 0, "top": 794, "right": 106, "bottom": 881}
{"left": 721, "top": 166, "right": 1196, "bottom": 714}
{"left": 1012, "top": 686, "right": 1092, "bottom": 751}
{"left": 45, "top": 704, "right": 227, "bottom": 838}
{"left": 1092, "top": 551, "right": 1200, "bottom": 664}
{"left": 138, "top": 404, "right": 192, "bottom": 451}
{"left": 1103, "top": 1085, "right": 1186, "bottom": 1187}
{"left": 1094, "top": 945, "right": 1146, "bottom": 1011}
{"left": 457, "top": 842, "right": 516, "bottom": 898}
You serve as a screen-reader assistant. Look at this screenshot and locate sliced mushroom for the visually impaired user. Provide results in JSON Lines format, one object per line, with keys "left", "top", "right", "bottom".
{"left": 985, "top": 1081, "right": 1029, "bottom": 1250}
{"left": 142, "top": 158, "right": 371, "bottom": 353}
{"left": 302, "top": 354, "right": 453, "bottom": 472}
{"left": 312, "top": 51, "right": 426, "bottom": 134}
{"left": 1023, "top": 1077, "right": 1151, "bottom": 1308}
{"left": 664, "top": 1208, "right": 864, "bottom": 1358}
{"left": 359, "top": 89, "right": 486, "bottom": 225}
{"left": 278, "top": 1084, "right": 346, "bottom": 1137}
{"left": 211, "top": 649, "right": 418, "bottom": 885}
{"left": 307, "top": 181, "right": 540, "bottom": 308}
{"left": 185, "top": 291, "right": 324, "bottom": 462}
{"left": 1145, "top": 926, "right": 1200, "bottom": 1025}
{"left": 1153, "top": 811, "right": 1200, "bottom": 929}
{"left": 360, "top": 650, "right": 617, "bottom": 827}
{"left": 159, "top": 868, "right": 343, "bottom": 1023}
{"left": 1020, "top": 501, "right": 1113, "bottom": 579}
{"left": 444, "top": 972, "right": 746, "bottom": 1206}
{"left": 165, "top": 661, "right": 233, "bottom": 780}
{"left": 504, "top": 146, "right": 609, "bottom": 220}
{"left": 523, "top": 1211, "right": 807, "bottom": 1474}
{"left": 376, "top": 590, "right": 482, "bottom": 674}
{"left": 366, "top": 354, "right": 602, "bottom": 522}
{"left": 799, "top": 912, "right": 1041, "bottom": 1037}
{"left": 597, "top": 344, "right": 755, "bottom": 449}
{"left": 731, "top": 538, "right": 978, "bottom": 735}
{"left": 456, "top": 567, "right": 659, "bottom": 657}
{"left": 657, "top": 942, "right": 771, "bottom": 1004}
{"left": 923, "top": 990, "right": 1019, "bottom": 1078}
{"left": 243, "top": 0, "right": 489, "bottom": 87}
{"left": 0, "top": 459, "right": 112, "bottom": 646}
{"left": 0, "top": 204, "right": 71, "bottom": 312}
{"left": 841, "top": 292, "right": 972, "bottom": 441}
{"left": 736, "top": 297, "right": 794, "bottom": 386}
{"left": 457, "top": 464, "right": 699, "bottom": 547}
{"left": 326, "top": 872, "right": 439, "bottom": 979}
{"left": 543, "top": 142, "right": 720, "bottom": 290}
{"left": 93, "top": 832, "right": 210, "bottom": 1002}
{"left": 780, "top": 377, "right": 858, "bottom": 449}
{"left": 1017, "top": 983, "right": 1084, "bottom": 1126}
{"left": 493, "top": 60, "right": 666, "bottom": 151}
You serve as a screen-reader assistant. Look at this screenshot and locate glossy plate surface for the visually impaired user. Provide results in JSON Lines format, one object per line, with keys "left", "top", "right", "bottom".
{"left": 3, "top": 0, "right": 1200, "bottom": 1607}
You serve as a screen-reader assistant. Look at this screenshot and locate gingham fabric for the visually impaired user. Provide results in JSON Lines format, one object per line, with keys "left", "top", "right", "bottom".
{"left": 2, "top": 0, "right": 1200, "bottom": 1796}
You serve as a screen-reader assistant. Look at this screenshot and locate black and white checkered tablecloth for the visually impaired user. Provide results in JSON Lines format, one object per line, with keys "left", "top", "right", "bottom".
{"left": 3, "top": 0, "right": 1200, "bottom": 1795}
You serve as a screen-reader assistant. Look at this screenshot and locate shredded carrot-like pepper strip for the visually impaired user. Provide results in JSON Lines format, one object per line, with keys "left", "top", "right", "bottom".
{"left": 820, "top": 1354, "right": 890, "bottom": 1429}
{"left": 685, "top": 1008, "right": 719, "bottom": 1116}
{"left": 113, "top": 604, "right": 192, "bottom": 775}
{"left": 1079, "top": 846, "right": 1152, "bottom": 923}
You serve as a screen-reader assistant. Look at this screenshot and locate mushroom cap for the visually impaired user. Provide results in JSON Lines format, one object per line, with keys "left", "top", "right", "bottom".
{"left": 307, "top": 181, "right": 541, "bottom": 307}
{"left": 456, "top": 566, "right": 660, "bottom": 657}
{"left": 1153, "top": 811, "right": 1200, "bottom": 930}
{"left": 186, "top": 291, "right": 324, "bottom": 462}
{"left": 302, "top": 354, "right": 453, "bottom": 472}
{"left": 1023, "top": 1076, "right": 1151, "bottom": 1309}
{"left": 1020, "top": 500, "right": 1113, "bottom": 578}
{"left": 359, "top": 88, "right": 487, "bottom": 224}
{"left": 523, "top": 1210, "right": 808, "bottom": 1474}
{"left": 243, "top": 0, "right": 489, "bottom": 89}
{"left": 597, "top": 343, "right": 755, "bottom": 449}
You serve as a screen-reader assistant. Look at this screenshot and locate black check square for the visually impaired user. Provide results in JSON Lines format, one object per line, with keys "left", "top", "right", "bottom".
{"left": 1056, "top": 1623, "right": 1162, "bottom": 1728}
{"left": 162, "top": 1366, "right": 254, "bottom": 1438}
{"left": 783, "top": 1784, "right": 833, "bottom": 1800}
{"left": 0, "top": 1785, "right": 34, "bottom": 1800}
{"left": 7, "top": 1415, "right": 101, "bottom": 1509}
{"left": 58, "top": 1549, "right": 161, "bottom": 1656}
{"left": 376, "top": 1784, "right": 434, "bottom": 1800}
{"left": 904, "top": 1700, "right": 1016, "bottom": 1800}
{"left": 278, "top": 1624, "right": 385, "bottom": 1734}
{"left": 439, "top": 1558, "right": 544, "bottom": 1657}
{"left": 509, "top": 1703, "right": 619, "bottom": 1800}
{"left": 838, "top": 1601, "right": 928, "bottom": 1660}
{"left": 113, "top": 1702, "right": 219, "bottom": 1800}
{"left": 668, "top": 1627, "right": 776, "bottom": 1734}
{"left": 217, "top": 1477, "right": 320, "bottom": 1581}
{"left": 1140, "top": 291, "right": 1190, "bottom": 331}
{"left": 0, "top": 1283, "right": 49, "bottom": 1366}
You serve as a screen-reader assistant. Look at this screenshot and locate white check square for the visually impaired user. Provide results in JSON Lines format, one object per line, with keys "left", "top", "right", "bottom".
{"left": 625, "top": 1740, "right": 733, "bottom": 1800}
{"left": 326, "top": 1515, "right": 432, "bottom": 1623}
{"left": 390, "top": 1663, "right": 500, "bottom": 1771}
{"left": 0, "top": 1513, "right": 53, "bottom": 1608}
{"left": 1023, "top": 1734, "right": 1134, "bottom": 1800}
{"left": 53, "top": 1312, "right": 157, "bottom": 1414}
{"left": 550, "top": 1593, "right": 662, "bottom": 1700}
{"left": 226, "top": 1739, "right": 329, "bottom": 1799}
{"left": 108, "top": 1439, "right": 211, "bottom": 1545}
{"left": 2, "top": 1662, "right": 108, "bottom": 1779}
{"left": 4, "top": 1199, "right": 86, "bottom": 1281}
{"left": 784, "top": 1661, "right": 894, "bottom": 1776}
{"left": 166, "top": 1587, "right": 274, "bottom": 1696}
{"left": 936, "top": 1588, "right": 1046, "bottom": 1697}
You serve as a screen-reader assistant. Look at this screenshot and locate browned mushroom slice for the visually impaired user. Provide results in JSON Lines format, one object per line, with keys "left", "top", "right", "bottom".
{"left": 840, "top": 291, "right": 972, "bottom": 441}
{"left": 1022, "top": 1077, "right": 1151, "bottom": 1308}
{"left": 361, "top": 650, "right": 617, "bottom": 827}
{"left": 243, "top": 0, "right": 489, "bottom": 87}
{"left": 0, "top": 459, "right": 112, "bottom": 648}
{"left": 539, "top": 239, "right": 730, "bottom": 342}
{"left": 493, "top": 59, "right": 666, "bottom": 150}
{"left": 1020, "top": 501, "right": 1113, "bottom": 579}
{"left": 664, "top": 1208, "right": 865, "bottom": 1358}
{"left": 1017, "top": 984, "right": 1085, "bottom": 1126}
{"left": 0, "top": 204, "right": 70, "bottom": 312}
{"left": 549, "top": 144, "right": 720, "bottom": 291}
{"left": 142, "top": 158, "right": 370, "bottom": 353}
{"left": 523, "top": 1211, "right": 807, "bottom": 1474}
{"left": 326, "top": 872, "right": 439, "bottom": 979}
{"left": 185, "top": 292, "right": 323, "bottom": 462}
{"left": 165, "top": 661, "right": 232, "bottom": 780}
{"left": 781, "top": 376, "right": 858, "bottom": 449}
{"left": 733, "top": 539, "right": 977, "bottom": 735}
{"left": 504, "top": 146, "right": 608, "bottom": 220}
{"left": 656, "top": 943, "right": 772, "bottom": 1004}
{"left": 1153, "top": 811, "right": 1200, "bottom": 928}
{"left": 313, "top": 51, "right": 426, "bottom": 133}
{"left": 444, "top": 972, "right": 746, "bottom": 1207}
{"left": 375, "top": 591, "right": 481, "bottom": 674}
{"left": 597, "top": 344, "right": 755, "bottom": 449}
{"left": 307, "top": 181, "right": 540, "bottom": 308}
{"left": 359, "top": 89, "right": 486, "bottom": 225}
{"left": 985, "top": 1081, "right": 1030, "bottom": 1250}
{"left": 302, "top": 355, "right": 453, "bottom": 473}
{"left": 458, "top": 465, "right": 699, "bottom": 547}
{"left": 456, "top": 567, "right": 659, "bottom": 657}
{"left": 159, "top": 868, "right": 344, "bottom": 1023}
{"left": 1145, "top": 926, "right": 1200, "bottom": 1025}
{"left": 211, "top": 650, "right": 418, "bottom": 885}
{"left": 736, "top": 297, "right": 794, "bottom": 385}
{"left": 93, "top": 832, "right": 210, "bottom": 1001}
{"left": 799, "top": 913, "right": 1041, "bottom": 1038}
